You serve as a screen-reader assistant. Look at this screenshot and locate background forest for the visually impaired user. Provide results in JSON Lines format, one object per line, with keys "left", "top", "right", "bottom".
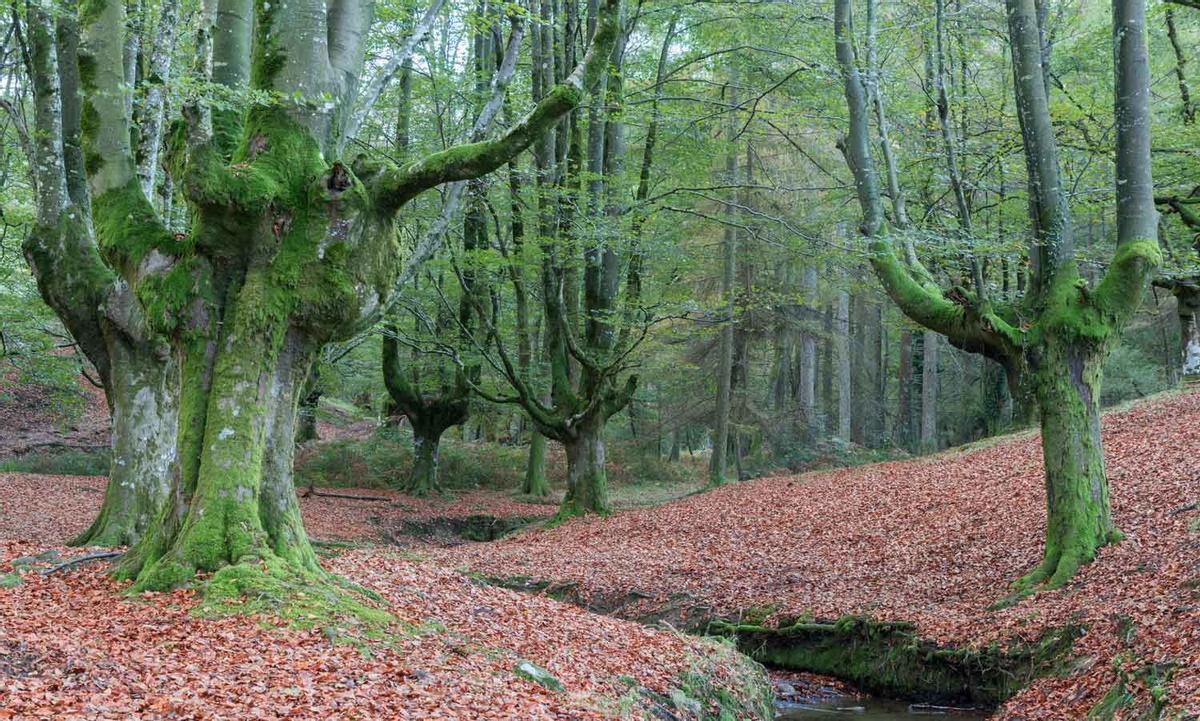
{"left": 3, "top": 0, "right": 1194, "bottom": 485}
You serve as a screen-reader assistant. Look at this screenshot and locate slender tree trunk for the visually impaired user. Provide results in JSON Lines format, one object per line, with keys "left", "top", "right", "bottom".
{"left": 896, "top": 329, "right": 913, "bottom": 450}
{"left": 798, "top": 265, "right": 817, "bottom": 441}
{"left": 524, "top": 428, "right": 549, "bottom": 495}
{"left": 835, "top": 288, "right": 852, "bottom": 443}
{"left": 920, "top": 331, "right": 939, "bottom": 451}
{"left": 709, "top": 86, "right": 738, "bottom": 487}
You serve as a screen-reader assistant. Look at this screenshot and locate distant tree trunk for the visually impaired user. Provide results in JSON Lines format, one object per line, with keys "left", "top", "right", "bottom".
{"left": 920, "top": 331, "right": 939, "bottom": 451}
{"left": 896, "top": 330, "right": 914, "bottom": 449}
{"left": 798, "top": 265, "right": 818, "bottom": 441}
{"left": 669, "top": 429, "right": 681, "bottom": 462}
{"left": 709, "top": 85, "right": 738, "bottom": 487}
{"left": 295, "top": 367, "right": 320, "bottom": 444}
{"left": 835, "top": 288, "right": 852, "bottom": 442}
{"left": 1180, "top": 287, "right": 1200, "bottom": 379}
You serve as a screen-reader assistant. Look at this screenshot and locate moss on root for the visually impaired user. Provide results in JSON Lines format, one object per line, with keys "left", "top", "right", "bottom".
{"left": 186, "top": 557, "right": 397, "bottom": 646}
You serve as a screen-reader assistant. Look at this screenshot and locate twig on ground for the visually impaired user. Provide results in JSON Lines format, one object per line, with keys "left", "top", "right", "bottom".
{"left": 40, "top": 551, "right": 122, "bottom": 575}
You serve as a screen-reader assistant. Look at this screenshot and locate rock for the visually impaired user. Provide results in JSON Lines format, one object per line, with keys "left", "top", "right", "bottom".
{"left": 514, "top": 660, "right": 564, "bottom": 691}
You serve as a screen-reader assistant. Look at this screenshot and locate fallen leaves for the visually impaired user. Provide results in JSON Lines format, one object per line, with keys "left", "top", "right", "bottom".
{"left": 445, "top": 391, "right": 1200, "bottom": 720}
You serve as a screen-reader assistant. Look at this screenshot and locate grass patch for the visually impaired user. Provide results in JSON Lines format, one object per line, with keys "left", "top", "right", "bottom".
{"left": 0, "top": 448, "right": 110, "bottom": 476}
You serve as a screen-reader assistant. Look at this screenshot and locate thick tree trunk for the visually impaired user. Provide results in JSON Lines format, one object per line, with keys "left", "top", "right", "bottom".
{"left": 1023, "top": 337, "right": 1115, "bottom": 589}
{"left": 408, "top": 424, "right": 444, "bottom": 496}
{"left": 73, "top": 338, "right": 177, "bottom": 547}
{"left": 119, "top": 298, "right": 322, "bottom": 591}
{"left": 559, "top": 422, "right": 608, "bottom": 517}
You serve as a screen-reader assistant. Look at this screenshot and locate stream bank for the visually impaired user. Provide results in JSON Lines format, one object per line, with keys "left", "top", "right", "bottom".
{"left": 485, "top": 577, "right": 1081, "bottom": 717}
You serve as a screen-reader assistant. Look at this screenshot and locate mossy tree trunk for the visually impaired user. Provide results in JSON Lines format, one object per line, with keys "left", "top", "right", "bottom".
{"left": 21, "top": 1, "right": 178, "bottom": 548}
{"left": 382, "top": 328, "right": 470, "bottom": 496}
{"left": 560, "top": 418, "right": 608, "bottom": 517}
{"left": 73, "top": 336, "right": 177, "bottom": 546}
{"left": 26, "top": 0, "right": 620, "bottom": 593}
{"left": 469, "top": 4, "right": 638, "bottom": 520}
{"left": 834, "top": 0, "right": 1160, "bottom": 589}
{"left": 523, "top": 431, "right": 549, "bottom": 496}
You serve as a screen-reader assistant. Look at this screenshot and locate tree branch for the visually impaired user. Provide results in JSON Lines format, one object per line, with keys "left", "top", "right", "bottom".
{"left": 373, "top": 0, "right": 621, "bottom": 215}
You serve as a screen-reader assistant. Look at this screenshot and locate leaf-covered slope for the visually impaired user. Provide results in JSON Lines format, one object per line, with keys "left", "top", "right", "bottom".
{"left": 446, "top": 391, "right": 1200, "bottom": 719}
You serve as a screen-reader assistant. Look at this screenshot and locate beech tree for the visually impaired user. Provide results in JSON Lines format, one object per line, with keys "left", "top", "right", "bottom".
{"left": 834, "top": 0, "right": 1160, "bottom": 589}
{"left": 21, "top": 0, "right": 620, "bottom": 590}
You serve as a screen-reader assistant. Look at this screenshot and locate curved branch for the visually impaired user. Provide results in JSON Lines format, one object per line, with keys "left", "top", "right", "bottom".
{"left": 373, "top": 0, "right": 621, "bottom": 215}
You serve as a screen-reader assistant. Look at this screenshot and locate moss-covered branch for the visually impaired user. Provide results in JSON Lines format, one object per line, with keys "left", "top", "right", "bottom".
{"left": 373, "top": 0, "right": 620, "bottom": 215}
{"left": 1093, "top": 238, "right": 1162, "bottom": 333}
{"left": 869, "top": 240, "right": 1023, "bottom": 362}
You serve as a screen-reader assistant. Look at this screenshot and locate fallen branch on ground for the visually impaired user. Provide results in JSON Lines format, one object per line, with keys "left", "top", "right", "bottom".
{"left": 41, "top": 551, "right": 122, "bottom": 575}
{"left": 300, "top": 488, "right": 391, "bottom": 502}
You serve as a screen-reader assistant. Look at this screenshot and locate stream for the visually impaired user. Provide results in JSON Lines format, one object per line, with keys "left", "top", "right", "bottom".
{"left": 776, "top": 696, "right": 990, "bottom": 719}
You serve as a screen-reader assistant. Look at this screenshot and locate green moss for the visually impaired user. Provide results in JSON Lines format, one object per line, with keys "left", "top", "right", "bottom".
{"left": 1087, "top": 655, "right": 1174, "bottom": 720}
{"left": 93, "top": 179, "right": 191, "bottom": 282}
{"left": 677, "top": 636, "right": 774, "bottom": 721}
{"left": 251, "top": 0, "right": 285, "bottom": 87}
{"left": 0, "top": 572, "right": 22, "bottom": 589}
{"left": 711, "top": 615, "right": 1079, "bottom": 706}
{"left": 513, "top": 660, "right": 565, "bottom": 691}
{"left": 188, "top": 558, "right": 397, "bottom": 646}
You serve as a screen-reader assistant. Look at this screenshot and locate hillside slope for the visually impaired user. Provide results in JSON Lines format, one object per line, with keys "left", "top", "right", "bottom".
{"left": 446, "top": 391, "right": 1200, "bottom": 719}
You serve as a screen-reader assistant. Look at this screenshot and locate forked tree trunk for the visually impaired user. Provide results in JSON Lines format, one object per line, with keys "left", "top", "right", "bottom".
{"left": 409, "top": 424, "right": 443, "bottom": 497}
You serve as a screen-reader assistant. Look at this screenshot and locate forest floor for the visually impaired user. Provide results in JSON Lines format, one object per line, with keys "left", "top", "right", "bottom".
{"left": 0, "top": 474, "right": 771, "bottom": 719}
{"left": 1, "top": 392, "right": 1197, "bottom": 719}
{"left": 439, "top": 390, "right": 1200, "bottom": 720}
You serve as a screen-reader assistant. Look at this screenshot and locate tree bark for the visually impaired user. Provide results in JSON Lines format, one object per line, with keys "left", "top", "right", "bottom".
{"left": 561, "top": 420, "right": 608, "bottom": 516}
{"left": 798, "top": 265, "right": 818, "bottom": 441}
{"left": 835, "top": 288, "right": 852, "bottom": 443}
{"left": 709, "top": 85, "right": 738, "bottom": 487}
{"left": 920, "top": 330, "right": 939, "bottom": 451}
{"left": 73, "top": 336, "right": 177, "bottom": 546}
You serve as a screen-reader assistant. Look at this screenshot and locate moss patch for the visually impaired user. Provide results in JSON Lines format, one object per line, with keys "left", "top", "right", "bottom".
{"left": 710, "top": 615, "right": 1079, "bottom": 707}
{"left": 188, "top": 558, "right": 397, "bottom": 647}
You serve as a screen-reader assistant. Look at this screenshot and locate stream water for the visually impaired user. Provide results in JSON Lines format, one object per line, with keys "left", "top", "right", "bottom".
{"left": 775, "top": 697, "right": 990, "bottom": 720}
